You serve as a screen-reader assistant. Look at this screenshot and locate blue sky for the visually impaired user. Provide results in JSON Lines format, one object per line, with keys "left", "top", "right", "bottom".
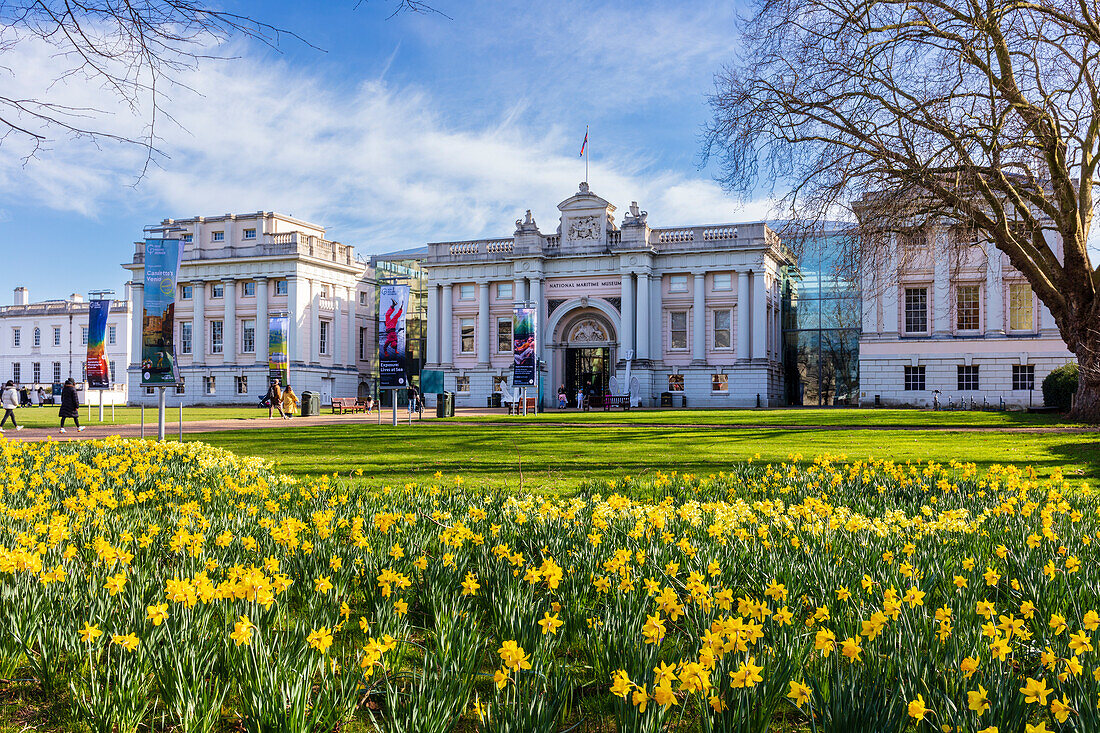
{"left": 0, "top": 0, "right": 759, "bottom": 303}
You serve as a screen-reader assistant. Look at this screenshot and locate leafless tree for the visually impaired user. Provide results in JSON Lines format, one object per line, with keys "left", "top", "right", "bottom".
{"left": 704, "top": 0, "right": 1100, "bottom": 421}
{"left": 0, "top": 1, "right": 437, "bottom": 171}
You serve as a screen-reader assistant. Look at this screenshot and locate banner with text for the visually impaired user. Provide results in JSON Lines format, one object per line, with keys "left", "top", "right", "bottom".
{"left": 86, "top": 299, "right": 111, "bottom": 389}
{"left": 268, "top": 315, "right": 289, "bottom": 387}
{"left": 141, "top": 239, "right": 183, "bottom": 386}
{"left": 512, "top": 305, "right": 537, "bottom": 387}
{"left": 379, "top": 284, "right": 409, "bottom": 388}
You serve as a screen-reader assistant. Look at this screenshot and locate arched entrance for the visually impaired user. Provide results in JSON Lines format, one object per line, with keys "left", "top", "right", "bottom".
{"left": 557, "top": 310, "right": 616, "bottom": 404}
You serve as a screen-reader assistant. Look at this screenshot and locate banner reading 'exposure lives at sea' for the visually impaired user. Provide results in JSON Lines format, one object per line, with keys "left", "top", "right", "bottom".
{"left": 141, "top": 239, "right": 183, "bottom": 386}
{"left": 512, "top": 305, "right": 537, "bottom": 387}
{"left": 379, "top": 284, "right": 409, "bottom": 388}
{"left": 86, "top": 299, "right": 110, "bottom": 389}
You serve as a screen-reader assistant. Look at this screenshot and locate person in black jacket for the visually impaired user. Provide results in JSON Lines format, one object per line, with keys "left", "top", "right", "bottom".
{"left": 59, "top": 378, "right": 83, "bottom": 433}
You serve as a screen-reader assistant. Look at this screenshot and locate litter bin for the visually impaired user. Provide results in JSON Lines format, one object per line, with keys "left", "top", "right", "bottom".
{"left": 436, "top": 391, "right": 455, "bottom": 418}
{"left": 300, "top": 391, "right": 320, "bottom": 416}
{"left": 660, "top": 391, "right": 672, "bottom": 407}
{"left": 487, "top": 393, "right": 502, "bottom": 408}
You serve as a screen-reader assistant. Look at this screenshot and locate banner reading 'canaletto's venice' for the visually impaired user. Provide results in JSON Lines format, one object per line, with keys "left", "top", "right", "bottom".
{"left": 512, "top": 305, "right": 537, "bottom": 387}
{"left": 268, "top": 315, "right": 289, "bottom": 387}
{"left": 379, "top": 284, "right": 409, "bottom": 388}
{"left": 86, "top": 299, "right": 111, "bottom": 389}
{"left": 141, "top": 239, "right": 183, "bottom": 386}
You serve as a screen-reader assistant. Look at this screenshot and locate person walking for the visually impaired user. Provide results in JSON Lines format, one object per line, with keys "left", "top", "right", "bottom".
{"left": 59, "top": 378, "right": 83, "bottom": 433}
{"left": 264, "top": 379, "right": 285, "bottom": 419}
{"left": 37, "top": 386, "right": 45, "bottom": 406}
{"left": 557, "top": 384, "right": 567, "bottom": 410}
{"left": 281, "top": 385, "right": 299, "bottom": 419}
{"left": 1, "top": 380, "right": 23, "bottom": 432}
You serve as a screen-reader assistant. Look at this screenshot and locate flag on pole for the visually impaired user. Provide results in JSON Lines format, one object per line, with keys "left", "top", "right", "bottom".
{"left": 579, "top": 126, "right": 588, "bottom": 157}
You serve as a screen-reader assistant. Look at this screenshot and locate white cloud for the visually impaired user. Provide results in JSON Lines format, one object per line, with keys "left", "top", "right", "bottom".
{"left": 0, "top": 23, "right": 770, "bottom": 254}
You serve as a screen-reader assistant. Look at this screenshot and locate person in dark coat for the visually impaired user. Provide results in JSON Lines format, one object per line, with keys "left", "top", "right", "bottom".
{"left": 59, "top": 378, "right": 83, "bottom": 433}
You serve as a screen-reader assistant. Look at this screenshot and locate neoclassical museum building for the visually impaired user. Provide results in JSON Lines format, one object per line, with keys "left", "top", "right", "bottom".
{"left": 421, "top": 183, "right": 792, "bottom": 408}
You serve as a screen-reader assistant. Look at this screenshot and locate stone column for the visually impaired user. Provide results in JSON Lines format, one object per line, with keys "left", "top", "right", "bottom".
{"left": 514, "top": 277, "right": 527, "bottom": 303}
{"left": 477, "top": 281, "right": 490, "bottom": 365}
{"left": 620, "top": 273, "right": 634, "bottom": 356}
{"left": 650, "top": 275, "right": 662, "bottom": 363}
{"left": 692, "top": 273, "right": 706, "bottom": 363}
{"left": 192, "top": 280, "right": 205, "bottom": 364}
{"left": 310, "top": 280, "right": 321, "bottom": 363}
{"left": 933, "top": 232, "right": 950, "bottom": 336}
{"left": 346, "top": 285, "right": 357, "bottom": 367}
{"left": 223, "top": 278, "right": 236, "bottom": 363}
{"left": 255, "top": 278, "right": 269, "bottom": 365}
{"left": 882, "top": 239, "right": 899, "bottom": 335}
{"left": 736, "top": 271, "right": 750, "bottom": 360}
{"left": 441, "top": 284, "right": 454, "bottom": 365}
{"left": 130, "top": 280, "right": 144, "bottom": 372}
{"left": 636, "top": 272, "right": 650, "bottom": 360}
{"left": 752, "top": 271, "right": 767, "bottom": 359}
{"left": 287, "top": 277, "right": 300, "bottom": 365}
{"left": 529, "top": 277, "right": 543, "bottom": 364}
{"left": 332, "top": 288, "right": 342, "bottom": 364}
{"left": 985, "top": 248, "right": 1004, "bottom": 335}
{"left": 426, "top": 284, "right": 440, "bottom": 365}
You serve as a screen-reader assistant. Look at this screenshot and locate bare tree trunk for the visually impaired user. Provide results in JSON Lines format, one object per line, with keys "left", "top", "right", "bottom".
{"left": 1066, "top": 323, "right": 1100, "bottom": 422}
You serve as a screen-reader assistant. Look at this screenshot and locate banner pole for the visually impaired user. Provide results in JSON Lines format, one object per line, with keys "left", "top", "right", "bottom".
{"left": 391, "top": 389, "right": 397, "bottom": 426}
{"left": 178, "top": 401, "right": 183, "bottom": 441}
{"left": 140, "top": 404, "right": 145, "bottom": 439}
{"left": 99, "top": 395, "right": 104, "bottom": 422}
{"left": 157, "top": 386, "right": 166, "bottom": 441}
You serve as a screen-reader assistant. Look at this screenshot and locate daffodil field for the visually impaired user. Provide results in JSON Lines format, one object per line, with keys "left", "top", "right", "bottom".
{"left": 1, "top": 439, "right": 1098, "bottom": 732}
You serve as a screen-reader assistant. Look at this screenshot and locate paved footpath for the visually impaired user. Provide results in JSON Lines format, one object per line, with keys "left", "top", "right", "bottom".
{"left": 0, "top": 408, "right": 1092, "bottom": 442}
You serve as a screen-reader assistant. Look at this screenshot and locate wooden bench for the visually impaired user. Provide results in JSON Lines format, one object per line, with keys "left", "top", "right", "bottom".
{"left": 603, "top": 395, "right": 631, "bottom": 411}
{"left": 507, "top": 396, "right": 538, "bottom": 415}
{"left": 331, "top": 397, "right": 364, "bottom": 414}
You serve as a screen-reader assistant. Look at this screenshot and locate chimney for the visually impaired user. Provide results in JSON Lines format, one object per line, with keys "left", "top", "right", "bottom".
{"left": 70, "top": 293, "right": 84, "bottom": 303}
{"left": 13, "top": 287, "right": 28, "bottom": 306}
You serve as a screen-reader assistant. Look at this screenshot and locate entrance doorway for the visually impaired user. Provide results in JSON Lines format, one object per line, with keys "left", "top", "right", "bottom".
{"left": 565, "top": 347, "right": 610, "bottom": 404}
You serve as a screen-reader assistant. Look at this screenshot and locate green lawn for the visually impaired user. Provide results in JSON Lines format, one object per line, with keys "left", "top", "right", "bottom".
{"left": 455, "top": 406, "right": 1074, "bottom": 427}
{"left": 192, "top": 419, "right": 1100, "bottom": 495}
{"left": 2, "top": 406, "right": 268, "bottom": 428}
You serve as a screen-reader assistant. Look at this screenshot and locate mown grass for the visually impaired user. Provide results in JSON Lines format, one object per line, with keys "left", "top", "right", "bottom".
{"left": 454, "top": 405, "right": 1073, "bottom": 427}
{"left": 193, "top": 419, "right": 1100, "bottom": 494}
{"left": 3, "top": 406, "right": 268, "bottom": 428}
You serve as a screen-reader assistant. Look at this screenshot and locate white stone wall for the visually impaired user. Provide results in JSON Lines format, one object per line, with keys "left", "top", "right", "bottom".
{"left": 128, "top": 364, "right": 359, "bottom": 407}
{"left": 860, "top": 352, "right": 1073, "bottom": 408}
{"left": 859, "top": 227, "right": 1076, "bottom": 409}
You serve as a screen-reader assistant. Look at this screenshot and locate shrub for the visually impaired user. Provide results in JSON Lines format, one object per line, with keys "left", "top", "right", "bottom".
{"left": 1042, "top": 362, "right": 1078, "bottom": 409}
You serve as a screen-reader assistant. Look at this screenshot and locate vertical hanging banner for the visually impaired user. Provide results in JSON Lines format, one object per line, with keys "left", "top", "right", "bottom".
{"left": 86, "top": 299, "right": 111, "bottom": 389}
{"left": 379, "top": 284, "right": 409, "bottom": 388}
{"left": 268, "top": 315, "right": 289, "bottom": 387}
{"left": 512, "top": 305, "right": 537, "bottom": 387}
{"left": 141, "top": 239, "right": 183, "bottom": 386}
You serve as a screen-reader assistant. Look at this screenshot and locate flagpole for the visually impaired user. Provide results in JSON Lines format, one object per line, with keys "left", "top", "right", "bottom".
{"left": 585, "top": 126, "right": 589, "bottom": 182}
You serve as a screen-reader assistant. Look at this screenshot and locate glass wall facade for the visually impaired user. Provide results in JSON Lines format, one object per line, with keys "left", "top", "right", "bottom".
{"left": 782, "top": 230, "right": 861, "bottom": 405}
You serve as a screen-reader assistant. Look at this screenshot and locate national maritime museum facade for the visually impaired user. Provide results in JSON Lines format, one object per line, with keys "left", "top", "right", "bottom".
{"left": 420, "top": 183, "right": 793, "bottom": 409}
